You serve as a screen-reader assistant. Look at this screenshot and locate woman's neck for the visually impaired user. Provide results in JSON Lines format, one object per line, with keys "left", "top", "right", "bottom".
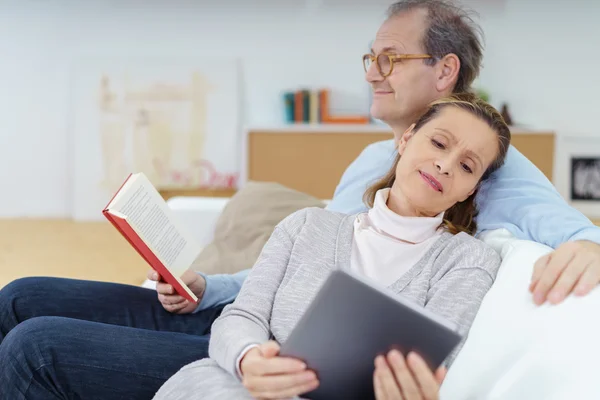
{"left": 386, "top": 188, "right": 438, "bottom": 218}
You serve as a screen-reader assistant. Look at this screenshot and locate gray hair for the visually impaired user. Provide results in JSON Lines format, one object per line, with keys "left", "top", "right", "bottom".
{"left": 386, "top": 0, "right": 484, "bottom": 93}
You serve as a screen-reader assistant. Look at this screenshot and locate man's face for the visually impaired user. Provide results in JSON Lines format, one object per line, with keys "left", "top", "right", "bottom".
{"left": 366, "top": 10, "right": 442, "bottom": 128}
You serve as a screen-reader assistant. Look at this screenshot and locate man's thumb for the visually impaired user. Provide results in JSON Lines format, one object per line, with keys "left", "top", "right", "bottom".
{"left": 260, "top": 341, "right": 280, "bottom": 358}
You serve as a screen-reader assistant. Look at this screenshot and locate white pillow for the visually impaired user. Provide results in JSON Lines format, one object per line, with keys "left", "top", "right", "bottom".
{"left": 440, "top": 237, "right": 600, "bottom": 399}
{"left": 477, "top": 228, "right": 518, "bottom": 257}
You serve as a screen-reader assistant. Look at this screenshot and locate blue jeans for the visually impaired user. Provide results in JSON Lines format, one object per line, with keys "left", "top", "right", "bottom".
{"left": 0, "top": 277, "right": 227, "bottom": 399}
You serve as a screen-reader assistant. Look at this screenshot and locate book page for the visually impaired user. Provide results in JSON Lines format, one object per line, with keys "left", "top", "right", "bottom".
{"left": 110, "top": 173, "right": 201, "bottom": 277}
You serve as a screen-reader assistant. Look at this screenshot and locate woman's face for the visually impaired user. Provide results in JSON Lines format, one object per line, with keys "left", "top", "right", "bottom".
{"left": 392, "top": 106, "right": 500, "bottom": 217}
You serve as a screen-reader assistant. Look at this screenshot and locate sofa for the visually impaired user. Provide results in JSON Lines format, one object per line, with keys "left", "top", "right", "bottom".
{"left": 149, "top": 193, "right": 600, "bottom": 399}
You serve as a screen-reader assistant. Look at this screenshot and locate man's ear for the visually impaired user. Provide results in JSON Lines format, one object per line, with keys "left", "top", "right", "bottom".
{"left": 397, "top": 123, "right": 416, "bottom": 156}
{"left": 435, "top": 53, "right": 460, "bottom": 93}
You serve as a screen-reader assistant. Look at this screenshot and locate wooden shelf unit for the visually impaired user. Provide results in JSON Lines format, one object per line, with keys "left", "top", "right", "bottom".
{"left": 242, "top": 124, "right": 556, "bottom": 200}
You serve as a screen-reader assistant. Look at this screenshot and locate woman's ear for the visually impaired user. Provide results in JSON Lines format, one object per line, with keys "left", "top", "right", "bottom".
{"left": 435, "top": 53, "right": 460, "bottom": 93}
{"left": 459, "top": 185, "right": 478, "bottom": 203}
{"left": 397, "top": 123, "right": 416, "bottom": 156}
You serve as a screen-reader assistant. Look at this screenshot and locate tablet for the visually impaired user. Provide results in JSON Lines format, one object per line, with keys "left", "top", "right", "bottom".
{"left": 279, "top": 269, "right": 463, "bottom": 400}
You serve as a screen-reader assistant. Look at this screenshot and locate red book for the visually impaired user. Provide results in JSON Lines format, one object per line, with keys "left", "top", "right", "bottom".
{"left": 103, "top": 173, "right": 201, "bottom": 303}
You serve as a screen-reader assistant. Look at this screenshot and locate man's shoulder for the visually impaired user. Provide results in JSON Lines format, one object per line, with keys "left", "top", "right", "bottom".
{"left": 344, "top": 138, "right": 396, "bottom": 176}
{"left": 493, "top": 144, "right": 545, "bottom": 179}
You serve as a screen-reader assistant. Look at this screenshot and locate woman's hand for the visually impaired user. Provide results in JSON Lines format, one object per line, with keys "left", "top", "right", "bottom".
{"left": 374, "top": 350, "right": 447, "bottom": 400}
{"left": 147, "top": 268, "right": 205, "bottom": 314}
{"left": 240, "top": 341, "right": 319, "bottom": 399}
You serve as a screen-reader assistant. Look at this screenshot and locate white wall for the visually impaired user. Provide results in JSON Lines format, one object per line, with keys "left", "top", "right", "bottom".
{"left": 1, "top": 0, "right": 599, "bottom": 218}
{"left": 475, "top": 0, "right": 600, "bottom": 218}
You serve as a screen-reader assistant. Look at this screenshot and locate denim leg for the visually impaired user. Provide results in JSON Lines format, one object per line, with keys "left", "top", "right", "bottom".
{"left": 0, "top": 316, "right": 215, "bottom": 400}
{"left": 0, "top": 277, "right": 230, "bottom": 399}
{"left": 0, "top": 277, "right": 225, "bottom": 343}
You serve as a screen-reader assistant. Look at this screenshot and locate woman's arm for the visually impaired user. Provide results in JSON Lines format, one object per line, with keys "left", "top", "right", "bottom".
{"left": 425, "top": 239, "right": 501, "bottom": 367}
{"left": 208, "top": 211, "right": 304, "bottom": 378}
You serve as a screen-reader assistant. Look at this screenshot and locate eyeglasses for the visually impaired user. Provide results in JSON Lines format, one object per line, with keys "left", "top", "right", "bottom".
{"left": 363, "top": 53, "right": 433, "bottom": 77}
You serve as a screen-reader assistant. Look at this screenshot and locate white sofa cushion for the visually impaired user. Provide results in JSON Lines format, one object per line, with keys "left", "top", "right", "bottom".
{"left": 441, "top": 234, "right": 600, "bottom": 399}
{"left": 166, "top": 196, "right": 230, "bottom": 247}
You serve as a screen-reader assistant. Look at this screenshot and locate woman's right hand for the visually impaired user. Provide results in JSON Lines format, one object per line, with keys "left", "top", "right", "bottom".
{"left": 240, "top": 341, "right": 319, "bottom": 399}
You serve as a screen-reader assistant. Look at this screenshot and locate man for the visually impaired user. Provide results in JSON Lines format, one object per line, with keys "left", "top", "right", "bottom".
{"left": 0, "top": 1, "right": 599, "bottom": 399}
{"left": 171, "top": 0, "right": 600, "bottom": 316}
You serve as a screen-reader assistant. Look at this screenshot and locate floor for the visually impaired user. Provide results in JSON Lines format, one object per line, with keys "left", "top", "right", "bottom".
{"left": 0, "top": 219, "right": 149, "bottom": 289}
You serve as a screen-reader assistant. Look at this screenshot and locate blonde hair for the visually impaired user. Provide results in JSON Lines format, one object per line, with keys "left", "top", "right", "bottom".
{"left": 363, "top": 92, "right": 511, "bottom": 235}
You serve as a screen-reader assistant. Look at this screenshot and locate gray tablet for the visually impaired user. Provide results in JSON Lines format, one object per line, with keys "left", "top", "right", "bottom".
{"left": 279, "top": 269, "right": 462, "bottom": 400}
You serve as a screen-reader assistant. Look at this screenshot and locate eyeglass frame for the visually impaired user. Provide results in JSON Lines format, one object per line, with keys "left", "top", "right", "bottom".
{"left": 363, "top": 53, "right": 433, "bottom": 77}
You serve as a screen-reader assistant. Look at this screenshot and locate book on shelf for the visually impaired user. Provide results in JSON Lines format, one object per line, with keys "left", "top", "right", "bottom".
{"left": 103, "top": 172, "right": 201, "bottom": 303}
{"left": 283, "top": 88, "right": 369, "bottom": 125}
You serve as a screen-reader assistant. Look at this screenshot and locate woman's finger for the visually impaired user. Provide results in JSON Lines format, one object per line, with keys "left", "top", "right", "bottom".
{"left": 406, "top": 352, "right": 440, "bottom": 400}
{"left": 387, "top": 351, "right": 420, "bottom": 399}
{"left": 244, "top": 355, "right": 307, "bottom": 376}
{"left": 245, "top": 371, "right": 318, "bottom": 399}
{"left": 376, "top": 355, "right": 404, "bottom": 399}
{"left": 434, "top": 366, "right": 447, "bottom": 385}
{"left": 374, "top": 369, "right": 388, "bottom": 400}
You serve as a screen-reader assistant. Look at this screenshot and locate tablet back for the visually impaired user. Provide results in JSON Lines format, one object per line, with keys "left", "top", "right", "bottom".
{"left": 279, "top": 269, "right": 462, "bottom": 400}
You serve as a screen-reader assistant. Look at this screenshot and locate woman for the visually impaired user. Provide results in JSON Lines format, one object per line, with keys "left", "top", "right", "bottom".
{"left": 153, "top": 93, "right": 511, "bottom": 400}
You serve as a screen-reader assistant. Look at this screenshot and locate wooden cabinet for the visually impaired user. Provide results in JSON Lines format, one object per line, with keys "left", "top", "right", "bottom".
{"left": 243, "top": 124, "right": 555, "bottom": 200}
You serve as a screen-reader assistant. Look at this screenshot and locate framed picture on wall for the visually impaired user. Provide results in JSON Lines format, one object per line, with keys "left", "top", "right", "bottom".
{"left": 68, "top": 57, "right": 243, "bottom": 221}
{"left": 571, "top": 157, "right": 600, "bottom": 201}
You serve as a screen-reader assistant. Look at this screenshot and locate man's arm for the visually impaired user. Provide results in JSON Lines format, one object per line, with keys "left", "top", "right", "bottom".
{"left": 193, "top": 269, "right": 249, "bottom": 313}
{"left": 326, "top": 139, "right": 396, "bottom": 214}
{"left": 477, "top": 145, "right": 600, "bottom": 304}
{"left": 476, "top": 145, "right": 600, "bottom": 248}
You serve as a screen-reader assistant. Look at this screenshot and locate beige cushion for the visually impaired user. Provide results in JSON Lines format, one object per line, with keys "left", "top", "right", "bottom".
{"left": 190, "top": 181, "right": 325, "bottom": 275}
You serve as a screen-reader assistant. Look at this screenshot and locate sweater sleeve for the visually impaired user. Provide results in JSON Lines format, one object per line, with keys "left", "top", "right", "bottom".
{"left": 424, "top": 237, "right": 501, "bottom": 367}
{"left": 208, "top": 212, "right": 303, "bottom": 378}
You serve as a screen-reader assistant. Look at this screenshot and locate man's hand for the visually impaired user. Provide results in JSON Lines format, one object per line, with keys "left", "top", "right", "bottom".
{"left": 530, "top": 240, "right": 600, "bottom": 305}
{"left": 240, "top": 341, "right": 319, "bottom": 399}
{"left": 374, "top": 350, "right": 446, "bottom": 400}
{"left": 147, "top": 268, "right": 206, "bottom": 314}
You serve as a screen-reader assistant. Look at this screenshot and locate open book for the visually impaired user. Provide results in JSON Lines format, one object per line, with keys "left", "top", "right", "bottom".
{"left": 103, "top": 172, "right": 202, "bottom": 303}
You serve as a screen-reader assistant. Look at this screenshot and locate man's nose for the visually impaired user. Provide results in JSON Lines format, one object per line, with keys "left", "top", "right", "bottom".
{"left": 365, "top": 61, "right": 383, "bottom": 83}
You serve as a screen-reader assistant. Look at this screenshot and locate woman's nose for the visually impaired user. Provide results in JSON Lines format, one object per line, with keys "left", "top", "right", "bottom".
{"left": 435, "top": 160, "right": 452, "bottom": 176}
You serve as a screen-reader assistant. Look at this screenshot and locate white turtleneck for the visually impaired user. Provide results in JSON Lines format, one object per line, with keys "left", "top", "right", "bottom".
{"left": 351, "top": 188, "right": 444, "bottom": 286}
